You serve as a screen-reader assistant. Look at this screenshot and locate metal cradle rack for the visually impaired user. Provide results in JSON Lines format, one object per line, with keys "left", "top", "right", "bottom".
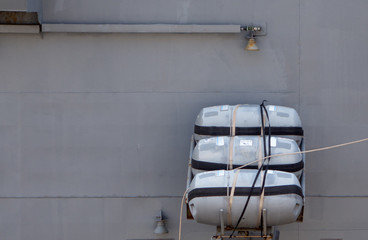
{"left": 185, "top": 132, "right": 305, "bottom": 240}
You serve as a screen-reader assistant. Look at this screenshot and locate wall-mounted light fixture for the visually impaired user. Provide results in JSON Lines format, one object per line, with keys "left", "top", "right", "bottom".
{"left": 154, "top": 210, "right": 168, "bottom": 234}
{"left": 241, "top": 26, "right": 263, "bottom": 51}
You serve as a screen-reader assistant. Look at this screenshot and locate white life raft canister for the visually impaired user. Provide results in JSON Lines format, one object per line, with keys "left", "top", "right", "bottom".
{"left": 187, "top": 169, "right": 303, "bottom": 228}
{"left": 194, "top": 105, "right": 303, "bottom": 144}
{"left": 191, "top": 136, "right": 303, "bottom": 177}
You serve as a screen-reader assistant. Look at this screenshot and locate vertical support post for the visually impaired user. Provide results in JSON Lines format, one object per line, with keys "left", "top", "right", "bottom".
{"left": 186, "top": 135, "right": 195, "bottom": 191}
{"left": 262, "top": 209, "right": 267, "bottom": 237}
{"left": 219, "top": 209, "right": 225, "bottom": 236}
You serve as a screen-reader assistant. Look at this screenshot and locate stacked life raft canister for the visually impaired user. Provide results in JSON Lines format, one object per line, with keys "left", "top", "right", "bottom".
{"left": 186, "top": 103, "right": 305, "bottom": 230}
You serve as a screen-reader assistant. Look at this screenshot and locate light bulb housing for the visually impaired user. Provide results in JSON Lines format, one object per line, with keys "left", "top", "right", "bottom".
{"left": 245, "top": 38, "right": 260, "bottom": 51}
{"left": 154, "top": 210, "right": 168, "bottom": 234}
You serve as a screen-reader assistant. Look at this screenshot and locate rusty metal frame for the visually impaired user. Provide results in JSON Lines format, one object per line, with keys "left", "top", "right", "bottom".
{"left": 213, "top": 227, "right": 275, "bottom": 240}
{"left": 212, "top": 235, "right": 273, "bottom": 240}
{"left": 0, "top": 11, "right": 39, "bottom": 25}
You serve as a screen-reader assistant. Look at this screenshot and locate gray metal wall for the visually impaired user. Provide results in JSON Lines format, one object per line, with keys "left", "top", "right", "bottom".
{"left": 0, "top": 0, "right": 26, "bottom": 11}
{"left": 0, "top": 0, "right": 368, "bottom": 239}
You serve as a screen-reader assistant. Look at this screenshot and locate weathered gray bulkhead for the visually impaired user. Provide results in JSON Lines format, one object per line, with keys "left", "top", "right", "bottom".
{"left": 0, "top": 0, "right": 368, "bottom": 240}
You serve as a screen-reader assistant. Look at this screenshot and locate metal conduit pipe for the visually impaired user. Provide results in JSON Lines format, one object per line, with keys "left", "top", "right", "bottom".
{"left": 41, "top": 24, "right": 243, "bottom": 33}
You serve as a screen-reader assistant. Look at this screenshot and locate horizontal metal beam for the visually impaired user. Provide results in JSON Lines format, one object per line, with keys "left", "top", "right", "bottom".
{"left": 42, "top": 24, "right": 241, "bottom": 33}
{"left": 0, "top": 24, "right": 39, "bottom": 33}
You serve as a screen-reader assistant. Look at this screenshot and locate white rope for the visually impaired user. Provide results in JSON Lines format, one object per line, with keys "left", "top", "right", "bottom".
{"left": 235, "top": 137, "right": 368, "bottom": 170}
{"left": 178, "top": 189, "right": 189, "bottom": 240}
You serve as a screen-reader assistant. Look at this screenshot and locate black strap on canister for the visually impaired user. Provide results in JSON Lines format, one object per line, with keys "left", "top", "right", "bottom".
{"left": 259, "top": 101, "right": 272, "bottom": 235}
{"left": 229, "top": 101, "right": 272, "bottom": 238}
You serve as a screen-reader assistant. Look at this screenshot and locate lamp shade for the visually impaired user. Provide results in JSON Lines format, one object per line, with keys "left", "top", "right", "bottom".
{"left": 154, "top": 220, "right": 168, "bottom": 234}
{"left": 245, "top": 38, "right": 259, "bottom": 51}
